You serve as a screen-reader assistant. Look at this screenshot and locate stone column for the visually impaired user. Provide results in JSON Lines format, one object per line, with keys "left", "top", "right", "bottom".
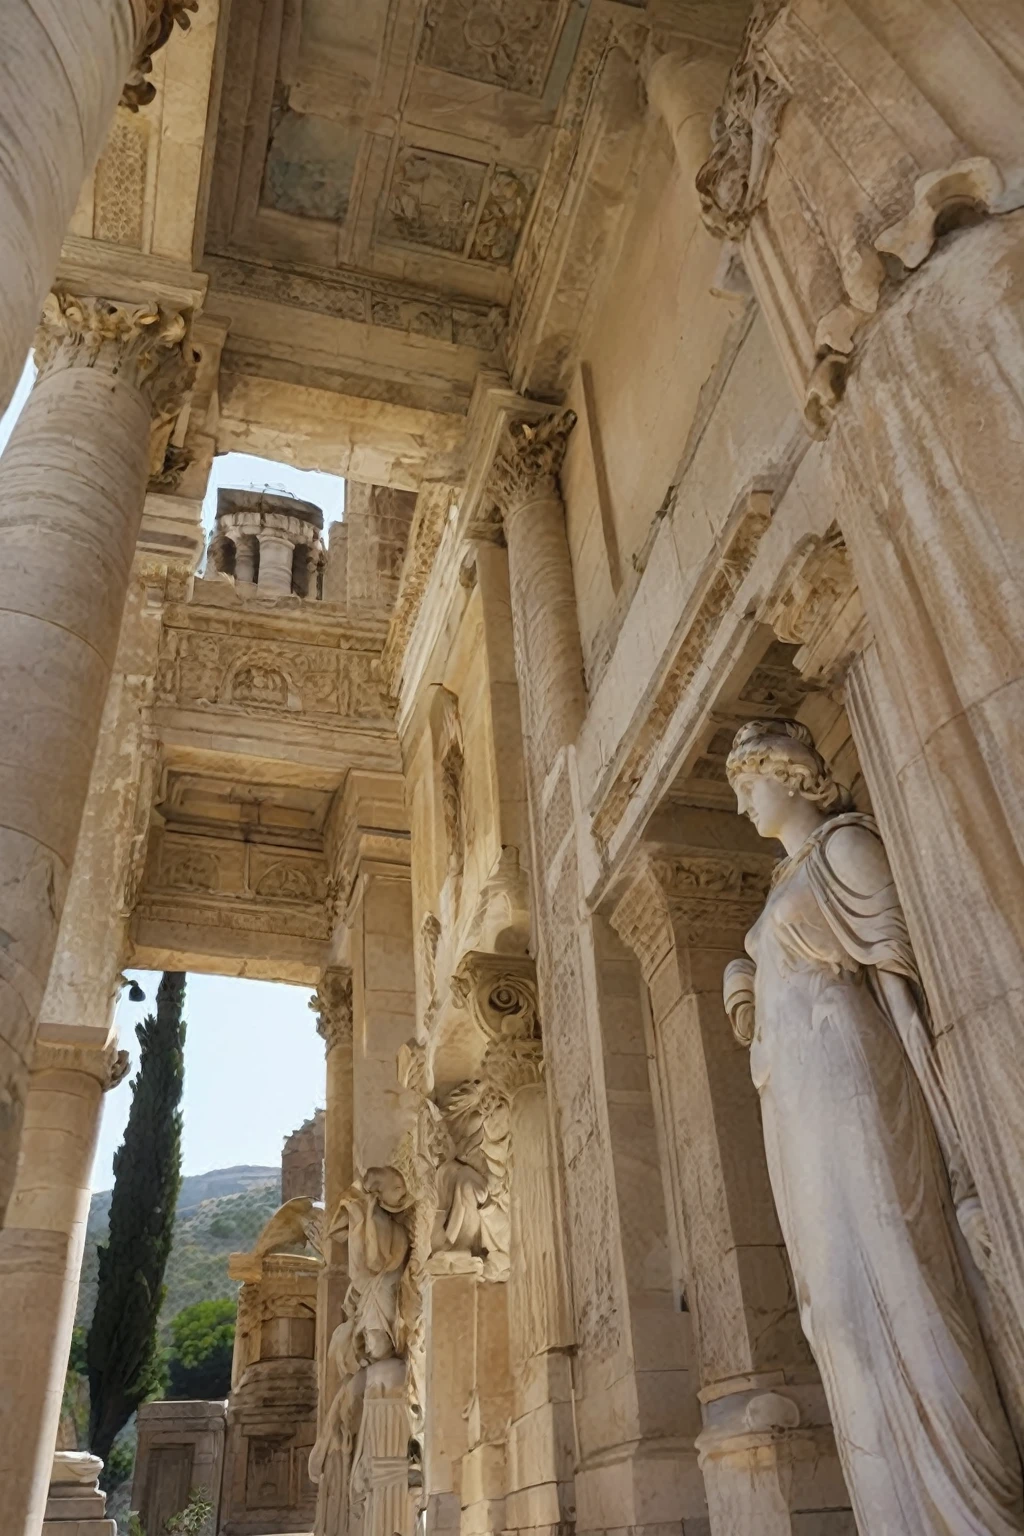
{"left": 310, "top": 967, "right": 354, "bottom": 1416}
{"left": 0, "top": 290, "right": 194, "bottom": 1221}
{"left": 690, "top": 0, "right": 1024, "bottom": 1381}
{"left": 0, "top": 1030, "right": 128, "bottom": 1536}
{"left": 490, "top": 419, "right": 700, "bottom": 1535}
{"left": 0, "top": 1, "right": 195, "bottom": 413}
{"left": 256, "top": 531, "right": 296, "bottom": 594}
{"left": 611, "top": 820, "right": 851, "bottom": 1534}
{"left": 234, "top": 534, "right": 257, "bottom": 585}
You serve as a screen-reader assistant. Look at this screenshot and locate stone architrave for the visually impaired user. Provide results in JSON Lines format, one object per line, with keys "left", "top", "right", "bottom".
{"left": 0, "top": 290, "right": 194, "bottom": 1222}
{"left": 0, "top": 1, "right": 197, "bottom": 413}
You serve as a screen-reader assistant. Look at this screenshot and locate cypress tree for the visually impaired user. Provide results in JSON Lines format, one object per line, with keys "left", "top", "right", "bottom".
{"left": 87, "top": 972, "right": 187, "bottom": 1464}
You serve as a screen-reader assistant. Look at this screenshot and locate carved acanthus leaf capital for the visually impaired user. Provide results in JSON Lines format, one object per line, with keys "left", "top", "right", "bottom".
{"left": 695, "top": 0, "right": 789, "bottom": 241}
{"left": 35, "top": 292, "right": 197, "bottom": 418}
{"left": 311, "top": 967, "right": 353, "bottom": 1052}
{"left": 123, "top": 1, "right": 199, "bottom": 111}
{"left": 489, "top": 411, "right": 577, "bottom": 519}
{"left": 33, "top": 1035, "right": 131, "bottom": 1092}
{"left": 612, "top": 847, "right": 775, "bottom": 977}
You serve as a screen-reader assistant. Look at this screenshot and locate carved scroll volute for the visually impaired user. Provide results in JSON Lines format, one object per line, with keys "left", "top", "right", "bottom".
{"left": 311, "top": 966, "right": 353, "bottom": 1053}
{"left": 450, "top": 951, "right": 543, "bottom": 1094}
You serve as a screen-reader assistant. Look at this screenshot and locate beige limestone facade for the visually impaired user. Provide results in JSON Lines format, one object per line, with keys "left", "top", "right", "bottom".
{"left": 1, "top": 2, "right": 1024, "bottom": 1534}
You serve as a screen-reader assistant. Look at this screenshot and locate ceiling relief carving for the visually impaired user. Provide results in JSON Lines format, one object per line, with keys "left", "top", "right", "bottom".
{"left": 419, "top": 0, "right": 567, "bottom": 95}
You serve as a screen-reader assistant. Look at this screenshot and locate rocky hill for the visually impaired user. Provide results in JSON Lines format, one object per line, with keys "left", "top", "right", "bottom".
{"left": 76, "top": 1166, "right": 282, "bottom": 1334}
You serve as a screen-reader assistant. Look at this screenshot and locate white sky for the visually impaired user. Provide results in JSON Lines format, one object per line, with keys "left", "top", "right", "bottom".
{"left": 0, "top": 357, "right": 338, "bottom": 1190}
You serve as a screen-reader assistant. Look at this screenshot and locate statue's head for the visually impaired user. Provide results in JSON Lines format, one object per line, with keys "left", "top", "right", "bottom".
{"left": 363, "top": 1164, "right": 412, "bottom": 1214}
{"left": 726, "top": 719, "right": 853, "bottom": 836}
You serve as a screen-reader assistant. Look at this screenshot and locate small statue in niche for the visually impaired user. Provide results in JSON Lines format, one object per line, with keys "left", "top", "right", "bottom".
{"left": 723, "top": 718, "right": 1023, "bottom": 1535}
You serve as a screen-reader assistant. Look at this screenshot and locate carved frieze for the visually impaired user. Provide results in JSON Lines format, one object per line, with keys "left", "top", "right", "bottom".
{"left": 155, "top": 625, "right": 388, "bottom": 721}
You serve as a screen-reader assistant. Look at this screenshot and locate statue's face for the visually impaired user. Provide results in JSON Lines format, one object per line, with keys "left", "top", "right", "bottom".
{"left": 733, "top": 771, "right": 794, "bottom": 840}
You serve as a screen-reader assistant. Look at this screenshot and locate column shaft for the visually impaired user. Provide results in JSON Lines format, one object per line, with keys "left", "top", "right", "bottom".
{"left": 311, "top": 968, "right": 354, "bottom": 1421}
{"left": 0, "top": 1, "right": 193, "bottom": 413}
{"left": 0, "top": 295, "right": 193, "bottom": 1219}
{"left": 257, "top": 532, "right": 296, "bottom": 594}
{"left": 0, "top": 1035, "right": 124, "bottom": 1536}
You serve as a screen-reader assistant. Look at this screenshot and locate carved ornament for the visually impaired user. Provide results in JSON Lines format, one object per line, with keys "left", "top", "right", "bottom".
{"left": 35, "top": 292, "right": 197, "bottom": 418}
{"left": 612, "top": 847, "right": 775, "bottom": 980}
{"left": 695, "top": 1, "right": 790, "bottom": 241}
{"left": 762, "top": 527, "right": 865, "bottom": 682}
{"left": 33, "top": 1035, "right": 131, "bottom": 1092}
{"left": 593, "top": 490, "right": 773, "bottom": 851}
{"left": 123, "top": 1, "right": 199, "bottom": 111}
{"left": 311, "top": 967, "right": 354, "bottom": 1052}
{"left": 488, "top": 411, "right": 577, "bottom": 519}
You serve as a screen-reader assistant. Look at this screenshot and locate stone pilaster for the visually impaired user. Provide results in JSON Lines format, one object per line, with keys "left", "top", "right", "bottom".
{"left": 310, "top": 967, "right": 354, "bottom": 1427}
{"left": 610, "top": 819, "right": 851, "bottom": 1533}
{"left": 0, "top": 292, "right": 194, "bottom": 1222}
{"left": 686, "top": 0, "right": 1024, "bottom": 1388}
{"left": 0, "top": 0, "right": 197, "bottom": 412}
{"left": 0, "top": 1032, "right": 129, "bottom": 1536}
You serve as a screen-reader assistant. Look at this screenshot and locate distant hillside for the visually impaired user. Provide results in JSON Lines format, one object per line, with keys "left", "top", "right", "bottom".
{"left": 77, "top": 1166, "right": 281, "bottom": 1334}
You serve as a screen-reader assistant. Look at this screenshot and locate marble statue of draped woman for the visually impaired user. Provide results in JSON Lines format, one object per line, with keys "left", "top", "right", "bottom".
{"left": 723, "top": 719, "right": 1023, "bottom": 1535}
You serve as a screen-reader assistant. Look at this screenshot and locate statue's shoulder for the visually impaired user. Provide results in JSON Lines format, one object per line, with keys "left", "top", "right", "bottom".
{"left": 817, "top": 813, "right": 892, "bottom": 894}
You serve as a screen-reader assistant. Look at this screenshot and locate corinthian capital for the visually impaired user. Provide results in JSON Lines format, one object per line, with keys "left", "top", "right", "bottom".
{"left": 311, "top": 966, "right": 353, "bottom": 1052}
{"left": 489, "top": 411, "right": 576, "bottom": 518}
{"left": 34, "top": 292, "right": 197, "bottom": 418}
{"left": 123, "top": 0, "right": 199, "bottom": 111}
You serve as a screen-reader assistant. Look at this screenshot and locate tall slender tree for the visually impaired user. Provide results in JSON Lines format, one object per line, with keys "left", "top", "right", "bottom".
{"left": 87, "top": 972, "right": 187, "bottom": 1464}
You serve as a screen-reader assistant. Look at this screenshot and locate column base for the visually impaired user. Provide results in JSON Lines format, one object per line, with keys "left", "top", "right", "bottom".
{"left": 42, "top": 1453, "right": 116, "bottom": 1535}
{"left": 696, "top": 1383, "right": 852, "bottom": 1535}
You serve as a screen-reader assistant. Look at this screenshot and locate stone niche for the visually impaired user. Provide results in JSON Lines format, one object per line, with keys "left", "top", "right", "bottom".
{"left": 131, "top": 1401, "right": 227, "bottom": 1535}
{"left": 221, "top": 1251, "right": 321, "bottom": 1535}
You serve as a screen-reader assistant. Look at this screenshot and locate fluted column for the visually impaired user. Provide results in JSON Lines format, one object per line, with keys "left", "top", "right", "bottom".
{"left": 0, "top": 1, "right": 197, "bottom": 413}
{"left": 310, "top": 968, "right": 353, "bottom": 1422}
{"left": 687, "top": 0, "right": 1024, "bottom": 1379}
{"left": 0, "top": 291, "right": 194, "bottom": 1221}
{"left": 490, "top": 413, "right": 585, "bottom": 773}
{"left": 0, "top": 1031, "right": 128, "bottom": 1536}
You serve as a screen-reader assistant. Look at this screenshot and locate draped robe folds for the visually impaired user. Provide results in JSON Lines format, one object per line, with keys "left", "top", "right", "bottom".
{"left": 741, "top": 813, "right": 1023, "bottom": 1534}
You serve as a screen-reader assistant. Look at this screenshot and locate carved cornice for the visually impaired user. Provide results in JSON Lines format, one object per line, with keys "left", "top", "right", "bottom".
{"left": 489, "top": 412, "right": 577, "bottom": 519}
{"left": 123, "top": 1, "right": 199, "bottom": 112}
{"left": 612, "top": 847, "right": 774, "bottom": 979}
{"left": 592, "top": 490, "right": 773, "bottom": 852}
{"left": 310, "top": 967, "right": 353, "bottom": 1052}
{"left": 695, "top": 1, "right": 790, "bottom": 241}
{"left": 35, "top": 292, "right": 197, "bottom": 418}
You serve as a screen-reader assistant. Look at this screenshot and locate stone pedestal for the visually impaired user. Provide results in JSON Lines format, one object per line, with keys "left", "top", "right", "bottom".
{"left": 41, "top": 1453, "right": 115, "bottom": 1536}
{"left": 358, "top": 1359, "right": 415, "bottom": 1536}
{"left": 131, "top": 1400, "right": 227, "bottom": 1536}
{"left": 221, "top": 1254, "right": 320, "bottom": 1535}
{"left": 0, "top": 290, "right": 193, "bottom": 1221}
{"left": 0, "top": 1033, "right": 127, "bottom": 1536}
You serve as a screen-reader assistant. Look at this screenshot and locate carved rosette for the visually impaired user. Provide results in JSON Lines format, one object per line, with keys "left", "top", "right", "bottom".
{"left": 695, "top": 0, "right": 790, "bottom": 241}
{"left": 488, "top": 411, "right": 577, "bottom": 519}
{"left": 123, "top": 0, "right": 199, "bottom": 111}
{"left": 451, "top": 951, "right": 543, "bottom": 1093}
{"left": 311, "top": 966, "right": 354, "bottom": 1053}
{"left": 34, "top": 292, "right": 197, "bottom": 419}
{"left": 612, "top": 847, "right": 775, "bottom": 980}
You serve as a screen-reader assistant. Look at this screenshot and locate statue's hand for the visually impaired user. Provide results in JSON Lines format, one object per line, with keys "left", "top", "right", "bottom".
{"left": 723, "top": 956, "right": 757, "bottom": 1047}
{"left": 956, "top": 1194, "right": 996, "bottom": 1279}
